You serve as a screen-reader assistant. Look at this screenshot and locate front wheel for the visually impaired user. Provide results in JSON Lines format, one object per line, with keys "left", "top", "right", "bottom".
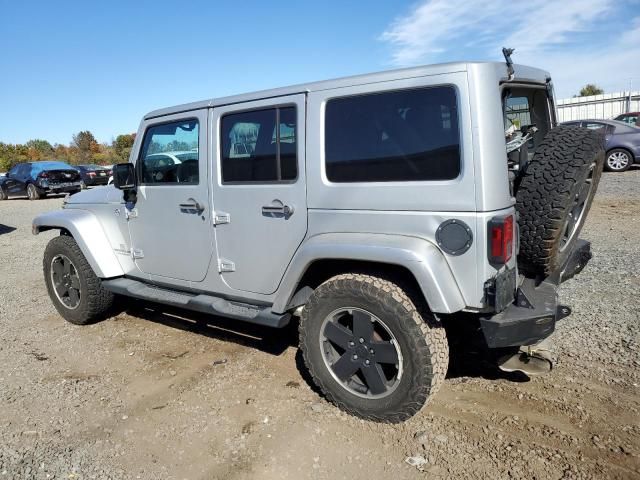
{"left": 0, "top": 187, "right": 7, "bottom": 200}
{"left": 605, "top": 149, "right": 632, "bottom": 172}
{"left": 43, "top": 235, "right": 114, "bottom": 324}
{"left": 299, "top": 273, "right": 448, "bottom": 423}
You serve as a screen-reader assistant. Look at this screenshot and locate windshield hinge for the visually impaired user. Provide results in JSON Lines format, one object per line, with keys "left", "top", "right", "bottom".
{"left": 130, "top": 248, "right": 144, "bottom": 259}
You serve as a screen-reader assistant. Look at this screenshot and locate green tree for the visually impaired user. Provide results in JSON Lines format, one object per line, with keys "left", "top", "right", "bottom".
{"left": 578, "top": 84, "right": 604, "bottom": 97}
{"left": 25, "top": 139, "right": 54, "bottom": 160}
{"left": 71, "top": 131, "right": 99, "bottom": 163}
{"left": 113, "top": 133, "right": 136, "bottom": 161}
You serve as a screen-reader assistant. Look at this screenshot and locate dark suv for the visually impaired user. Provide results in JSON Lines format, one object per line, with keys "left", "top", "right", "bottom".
{"left": 0, "top": 161, "right": 82, "bottom": 200}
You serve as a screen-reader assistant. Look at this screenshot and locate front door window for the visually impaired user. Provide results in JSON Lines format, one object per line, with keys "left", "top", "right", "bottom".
{"left": 138, "top": 120, "right": 200, "bottom": 185}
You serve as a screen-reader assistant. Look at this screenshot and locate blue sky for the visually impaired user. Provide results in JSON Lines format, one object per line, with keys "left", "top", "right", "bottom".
{"left": 1, "top": 0, "right": 639, "bottom": 145}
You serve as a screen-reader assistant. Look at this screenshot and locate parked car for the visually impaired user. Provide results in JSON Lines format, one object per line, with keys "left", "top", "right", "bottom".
{"left": 34, "top": 57, "right": 603, "bottom": 423}
{"left": 0, "top": 161, "right": 82, "bottom": 200}
{"left": 561, "top": 119, "right": 640, "bottom": 171}
{"left": 614, "top": 111, "right": 639, "bottom": 127}
{"left": 75, "top": 164, "right": 112, "bottom": 188}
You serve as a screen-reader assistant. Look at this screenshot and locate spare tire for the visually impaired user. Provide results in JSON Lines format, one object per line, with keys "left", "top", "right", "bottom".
{"left": 516, "top": 125, "right": 604, "bottom": 276}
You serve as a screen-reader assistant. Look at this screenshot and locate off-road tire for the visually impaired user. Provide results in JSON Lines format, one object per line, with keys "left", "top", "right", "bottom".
{"left": 299, "top": 273, "right": 448, "bottom": 423}
{"left": 27, "top": 183, "right": 41, "bottom": 200}
{"left": 43, "top": 235, "right": 114, "bottom": 325}
{"left": 516, "top": 125, "right": 604, "bottom": 276}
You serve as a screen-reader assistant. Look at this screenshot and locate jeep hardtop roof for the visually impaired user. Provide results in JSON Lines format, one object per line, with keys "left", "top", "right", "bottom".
{"left": 144, "top": 62, "right": 551, "bottom": 120}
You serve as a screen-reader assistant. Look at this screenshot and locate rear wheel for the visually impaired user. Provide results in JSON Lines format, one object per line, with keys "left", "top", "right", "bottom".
{"left": 299, "top": 273, "right": 448, "bottom": 423}
{"left": 43, "top": 235, "right": 114, "bottom": 325}
{"left": 516, "top": 125, "right": 604, "bottom": 276}
{"left": 605, "top": 148, "right": 632, "bottom": 172}
{"left": 27, "top": 183, "right": 41, "bottom": 200}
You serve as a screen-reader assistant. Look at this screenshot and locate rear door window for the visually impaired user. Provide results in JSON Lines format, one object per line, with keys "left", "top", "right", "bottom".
{"left": 324, "top": 86, "right": 460, "bottom": 182}
{"left": 220, "top": 106, "right": 297, "bottom": 183}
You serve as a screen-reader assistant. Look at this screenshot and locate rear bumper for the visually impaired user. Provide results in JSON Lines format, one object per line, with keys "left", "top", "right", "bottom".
{"left": 84, "top": 177, "right": 109, "bottom": 186}
{"left": 42, "top": 182, "right": 83, "bottom": 193}
{"left": 479, "top": 239, "right": 591, "bottom": 348}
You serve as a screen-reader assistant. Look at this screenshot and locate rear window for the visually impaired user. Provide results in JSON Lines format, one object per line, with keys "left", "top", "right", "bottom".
{"left": 324, "top": 86, "right": 460, "bottom": 183}
{"left": 32, "top": 162, "right": 73, "bottom": 173}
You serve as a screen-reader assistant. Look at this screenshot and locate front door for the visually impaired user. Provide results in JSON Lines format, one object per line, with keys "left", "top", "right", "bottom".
{"left": 211, "top": 94, "right": 307, "bottom": 294}
{"left": 128, "top": 110, "right": 214, "bottom": 282}
{"left": 5, "top": 164, "right": 28, "bottom": 196}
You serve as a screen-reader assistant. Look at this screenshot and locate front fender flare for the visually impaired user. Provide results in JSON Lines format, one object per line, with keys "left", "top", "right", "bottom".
{"left": 272, "top": 233, "right": 466, "bottom": 314}
{"left": 33, "top": 209, "right": 124, "bottom": 278}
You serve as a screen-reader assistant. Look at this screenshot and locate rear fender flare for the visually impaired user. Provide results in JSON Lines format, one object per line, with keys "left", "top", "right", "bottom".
{"left": 272, "top": 233, "right": 466, "bottom": 314}
{"left": 32, "top": 209, "right": 124, "bottom": 278}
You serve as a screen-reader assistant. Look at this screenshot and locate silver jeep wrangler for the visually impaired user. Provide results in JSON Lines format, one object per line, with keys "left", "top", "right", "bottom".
{"left": 34, "top": 54, "right": 603, "bottom": 423}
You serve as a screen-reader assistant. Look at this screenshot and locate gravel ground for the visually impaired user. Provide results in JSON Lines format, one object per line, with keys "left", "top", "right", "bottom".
{"left": 0, "top": 170, "right": 639, "bottom": 479}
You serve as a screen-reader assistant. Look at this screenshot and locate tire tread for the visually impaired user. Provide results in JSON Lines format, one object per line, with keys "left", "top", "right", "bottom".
{"left": 299, "top": 273, "right": 448, "bottom": 423}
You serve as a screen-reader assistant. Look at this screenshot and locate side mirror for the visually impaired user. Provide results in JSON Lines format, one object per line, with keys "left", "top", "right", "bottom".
{"left": 113, "top": 163, "right": 136, "bottom": 190}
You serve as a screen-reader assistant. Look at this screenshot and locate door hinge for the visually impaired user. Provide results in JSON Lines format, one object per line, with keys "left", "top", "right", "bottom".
{"left": 130, "top": 248, "right": 144, "bottom": 259}
{"left": 214, "top": 211, "right": 230, "bottom": 225}
{"left": 218, "top": 258, "right": 235, "bottom": 272}
{"left": 125, "top": 208, "right": 138, "bottom": 219}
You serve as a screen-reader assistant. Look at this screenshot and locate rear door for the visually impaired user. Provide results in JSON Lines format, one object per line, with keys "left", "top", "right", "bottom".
{"left": 127, "top": 110, "right": 214, "bottom": 282}
{"left": 211, "top": 94, "right": 307, "bottom": 294}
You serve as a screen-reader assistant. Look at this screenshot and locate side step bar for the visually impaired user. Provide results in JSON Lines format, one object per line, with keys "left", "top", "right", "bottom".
{"left": 102, "top": 278, "right": 290, "bottom": 328}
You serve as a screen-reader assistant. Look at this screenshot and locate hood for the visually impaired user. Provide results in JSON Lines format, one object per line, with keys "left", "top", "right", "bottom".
{"left": 64, "top": 185, "right": 122, "bottom": 205}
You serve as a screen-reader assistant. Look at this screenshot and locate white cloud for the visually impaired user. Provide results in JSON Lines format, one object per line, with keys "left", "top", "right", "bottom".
{"left": 380, "top": 0, "right": 509, "bottom": 65}
{"left": 380, "top": 0, "right": 640, "bottom": 97}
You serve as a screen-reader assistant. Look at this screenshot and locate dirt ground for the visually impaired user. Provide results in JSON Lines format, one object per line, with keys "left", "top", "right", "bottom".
{"left": 0, "top": 170, "right": 639, "bottom": 480}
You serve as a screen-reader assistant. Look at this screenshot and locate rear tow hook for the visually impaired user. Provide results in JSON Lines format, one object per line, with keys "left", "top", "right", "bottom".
{"left": 497, "top": 338, "right": 554, "bottom": 376}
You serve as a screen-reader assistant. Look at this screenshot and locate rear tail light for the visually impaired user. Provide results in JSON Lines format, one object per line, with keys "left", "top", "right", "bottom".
{"left": 488, "top": 214, "right": 514, "bottom": 266}
{"left": 88, "top": 172, "right": 96, "bottom": 177}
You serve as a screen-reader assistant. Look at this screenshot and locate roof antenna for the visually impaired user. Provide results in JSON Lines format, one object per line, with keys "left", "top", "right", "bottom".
{"left": 502, "top": 47, "right": 515, "bottom": 80}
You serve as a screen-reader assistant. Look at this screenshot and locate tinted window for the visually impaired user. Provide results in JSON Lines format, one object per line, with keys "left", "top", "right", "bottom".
{"left": 325, "top": 86, "right": 460, "bottom": 182}
{"left": 18, "top": 164, "right": 32, "bottom": 177}
{"left": 221, "top": 106, "right": 297, "bottom": 183}
{"left": 139, "top": 120, "right": 199, "bottom": 184}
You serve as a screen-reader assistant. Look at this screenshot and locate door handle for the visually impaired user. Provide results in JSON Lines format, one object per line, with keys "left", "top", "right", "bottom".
{"left": 179, "top": 198, "right": 205, "bottom": 213}
{"left": 262, "top": 199, "right": 294, "bottom": 217}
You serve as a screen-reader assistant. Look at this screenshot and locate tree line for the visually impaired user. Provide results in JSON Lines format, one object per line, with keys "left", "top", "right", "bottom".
{"left": 0, "top": 131, "right": 136, "bottom": 172}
